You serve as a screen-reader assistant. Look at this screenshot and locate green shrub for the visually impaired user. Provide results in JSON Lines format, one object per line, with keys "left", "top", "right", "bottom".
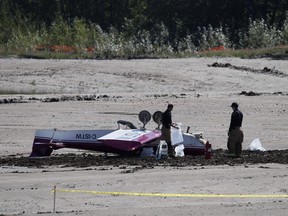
{"left": 283, "top": 13, "right": 288, "bottom": 44}
{"left": 240, "top": 19, "right": 283, "bottom": 48}
{"left": 197, "top": 25, "right": 231, "bottom": 50}
{"left": 49, "top": 16, "right": 72, "bottom": 45}
{"left": 1, "top": 12, "right": 288, "bottom": 59}
{"left": 176, "top": 35, "right": 196, "bottom": 54}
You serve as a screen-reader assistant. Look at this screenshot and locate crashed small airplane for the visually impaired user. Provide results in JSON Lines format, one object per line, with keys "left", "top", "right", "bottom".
{"left": 30, "top": 110, "right": 208, "bottom": 157}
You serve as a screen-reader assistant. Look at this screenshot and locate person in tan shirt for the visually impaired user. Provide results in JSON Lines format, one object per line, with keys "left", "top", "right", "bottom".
{"left": 161, "top": 104, "right": 178, "bottom": 157}
{"left": 227, "top": 102, "right": 244, "bottom": 157}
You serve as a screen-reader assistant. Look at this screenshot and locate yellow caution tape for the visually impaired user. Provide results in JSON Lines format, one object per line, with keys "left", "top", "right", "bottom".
{"left": 52, "top": 189, "right": 288, "bottom": 198}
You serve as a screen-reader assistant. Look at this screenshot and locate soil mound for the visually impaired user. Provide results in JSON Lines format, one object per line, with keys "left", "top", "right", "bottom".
{"left": 1, "top": 149, "right": 288, "bottom": 169}
{"left": 208, "top": 62, "right": 287, "bottom": 77}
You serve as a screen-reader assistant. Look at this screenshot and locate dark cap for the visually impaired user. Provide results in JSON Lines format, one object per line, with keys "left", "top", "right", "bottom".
{"left": 167, "top": 104, "right": 174, "bottom": 108}
{"left": 230, "top": 102, "right": 238, "bottom": 108}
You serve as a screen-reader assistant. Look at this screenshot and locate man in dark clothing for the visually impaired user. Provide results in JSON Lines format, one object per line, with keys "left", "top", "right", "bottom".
{"left": 227, "top": 102, "right": 244, "bottom": 157}
{"left": 161, "top": 104, "right": 178, "bottom": 157}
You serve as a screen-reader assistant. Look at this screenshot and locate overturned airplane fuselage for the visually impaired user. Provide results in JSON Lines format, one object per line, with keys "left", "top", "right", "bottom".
{"left": 30, "top": 111, "right": 207, "bottom": 157}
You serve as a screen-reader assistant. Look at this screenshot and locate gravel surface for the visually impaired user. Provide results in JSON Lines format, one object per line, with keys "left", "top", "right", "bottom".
{"left": 0, "top": 57, "right": 287, "bottom": 216}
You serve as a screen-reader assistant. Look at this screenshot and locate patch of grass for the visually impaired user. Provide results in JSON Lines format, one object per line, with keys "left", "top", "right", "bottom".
{"left": 18, "top": 51, "right": 96, "bottom": 60}
{"left": 1, "top": 43, "right": 288, "bottom": 60}
{"left": 197, "top": 46, "right": 288, "bottom": 59}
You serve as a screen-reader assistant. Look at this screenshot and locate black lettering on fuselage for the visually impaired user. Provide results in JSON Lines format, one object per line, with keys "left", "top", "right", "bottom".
{"left": 76, "top": 134, "right": 97, "bottom": 139}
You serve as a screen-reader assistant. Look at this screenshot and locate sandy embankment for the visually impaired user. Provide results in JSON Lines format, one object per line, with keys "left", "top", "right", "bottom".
{"left": 0, "top": 57, "right": 287, "bottom": 215}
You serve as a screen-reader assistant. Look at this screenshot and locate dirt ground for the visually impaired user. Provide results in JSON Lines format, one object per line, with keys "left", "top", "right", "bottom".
{"left": 0, "top": 57, "right": 287, "bottom": 215}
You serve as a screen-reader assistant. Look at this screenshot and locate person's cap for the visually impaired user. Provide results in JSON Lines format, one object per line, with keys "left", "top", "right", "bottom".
{"left": 167, "top": 104, "right": 174, "bottom": 108}
{"left": 230, "top": 102, "right": 238, "bottom": 108}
